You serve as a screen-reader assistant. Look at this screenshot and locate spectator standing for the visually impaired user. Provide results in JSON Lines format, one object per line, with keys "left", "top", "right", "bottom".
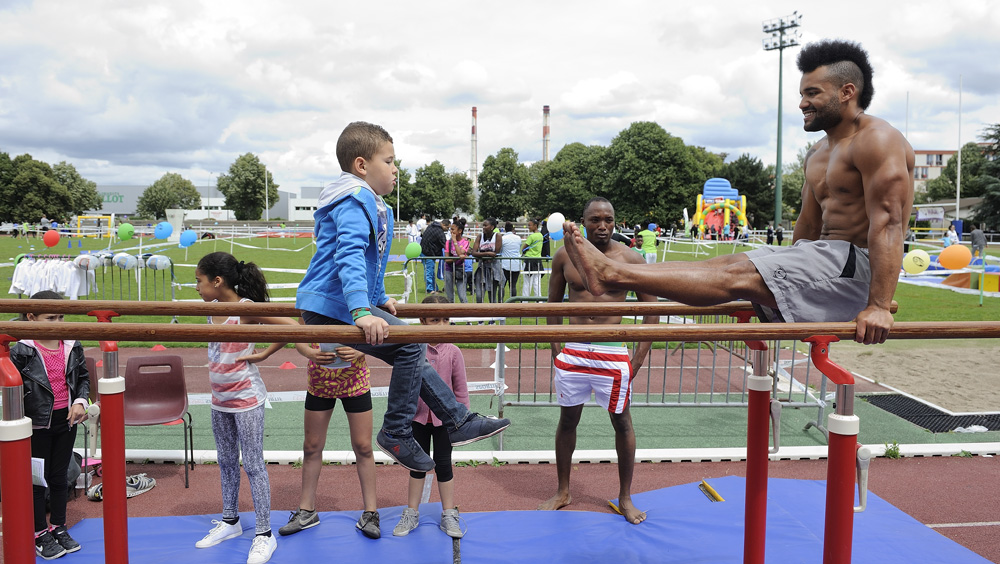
{"left": 775, "top": 224, "right": 784, "bottom": 246}
{"left": 766, "top": 223, "right": 775, "bottom": 245}
{"left": 522, "top": 219, "right": 545, "bottom": 298}
{"left": 420, "top": 219, "right": 447, "bottom": 293}
{"left": 471, "top": 218, "right": 503, "bottom": 303}
{"left": 500, "top": 222, "right": 523, "bottom": 298}
{"left": 443, "top": 219, "right": 470, "bottom": 303}
{"left": 970, "top": 224, "right": 987, "bottom": 258}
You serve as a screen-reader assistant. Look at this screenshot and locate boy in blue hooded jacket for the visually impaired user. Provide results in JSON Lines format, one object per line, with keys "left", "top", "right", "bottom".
{"left": 296, "top": 123, "right": 509, "bottom": 519}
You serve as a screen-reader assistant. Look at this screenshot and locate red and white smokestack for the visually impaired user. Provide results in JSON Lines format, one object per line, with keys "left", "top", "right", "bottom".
{"left": 471, "top": 106, "right": 478, "bottom": 190}
{"left": 542, "top": 105, "right": 551, "bottom": 163}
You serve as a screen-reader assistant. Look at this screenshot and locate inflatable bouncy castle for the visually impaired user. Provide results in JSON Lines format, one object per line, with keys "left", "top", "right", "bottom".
{"left": 691, "top": 178, "right": 747, "bottom": 237}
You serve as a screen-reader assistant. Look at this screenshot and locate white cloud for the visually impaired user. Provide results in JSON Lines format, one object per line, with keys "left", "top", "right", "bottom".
{"left": 0, "top": 0, "right": 997, "bottom": 192}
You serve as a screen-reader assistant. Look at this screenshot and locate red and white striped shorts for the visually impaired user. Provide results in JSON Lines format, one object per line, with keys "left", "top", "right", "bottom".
{"left": 553, "top": 342, "right": 633, "bottom": 414}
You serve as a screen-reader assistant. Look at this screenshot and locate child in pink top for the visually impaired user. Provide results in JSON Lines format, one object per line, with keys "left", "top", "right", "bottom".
{"left": 392, "top": 294, "right": 471, "bottom": 539}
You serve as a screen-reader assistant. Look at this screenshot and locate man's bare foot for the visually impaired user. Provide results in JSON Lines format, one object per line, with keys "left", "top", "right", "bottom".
{"left": 538, "top": 491, "right": 572, "bottom": 511}
{"left": 561, "top": 221, "right": 611, "bottom": 296}
{"left": 617, "top": 497, "right": 647, "bottom": 525}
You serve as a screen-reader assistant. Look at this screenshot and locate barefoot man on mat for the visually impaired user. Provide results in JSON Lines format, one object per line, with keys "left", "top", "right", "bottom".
{"left": 562, "top": 39, "right": 914, "bottom": 345}
{"left": 538, "top": 197, "right": 657, "bottom": 525}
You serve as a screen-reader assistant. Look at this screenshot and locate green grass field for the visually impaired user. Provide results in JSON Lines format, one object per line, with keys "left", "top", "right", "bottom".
{"left": 2, "top": 232, "right": 996, "bottom": 339}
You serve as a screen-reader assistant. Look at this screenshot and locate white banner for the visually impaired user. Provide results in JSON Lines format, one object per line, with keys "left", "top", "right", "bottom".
{"left": 916, "top": 207, "right": 945, "bottom": 221}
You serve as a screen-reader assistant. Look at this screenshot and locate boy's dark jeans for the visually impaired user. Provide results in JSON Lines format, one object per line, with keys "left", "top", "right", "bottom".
{"left": 302, "top": 308, "right": 471, "bottom": 437}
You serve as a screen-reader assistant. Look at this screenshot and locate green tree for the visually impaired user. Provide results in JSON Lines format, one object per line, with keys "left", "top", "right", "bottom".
{"left": 52, "top": 161, "right": 102, "bottom": 215}
{"left": 971, "top": 124, "right": 1000, "bottom": 229}
{"left": 410, "top": 161, "right": 455, "bottom": 220}
{"left": 478, "top": 148, "right": 531, "bottom": 221}
{"left": 449, "top": 171, "right": 475, "bottom": 214}
{"left": 687, "top": 145, "right": 726, "bottom": 182}
{"left": 719, "top": 154, "right": 774, "bottom": 229}
{"left": 604, "top": 122, "right": 701, "bottom": 227}
{"left": 532, "top": 143, "right": 606, "bottom": 220}
{"left": 217, "top": 153, "right": 279, "bottom": 220}
{"left": 136, "top": 173, "right": 202, "bottom": 219}
{"left": 0, "top": 155, "right": 72, "bottom": 223}
{"left": 925, "top": 142, "right": 988, "bottom": 202}
{"left": 780, "top": 143, "right": 813, "bottom": 218}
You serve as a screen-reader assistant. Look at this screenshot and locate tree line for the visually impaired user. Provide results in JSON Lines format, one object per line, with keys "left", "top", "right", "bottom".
{"left": 0, "top": 153, "right": 102, "bottom": 223}
{"left": 922, "top": 124, "right": 1000, "bottom": 229}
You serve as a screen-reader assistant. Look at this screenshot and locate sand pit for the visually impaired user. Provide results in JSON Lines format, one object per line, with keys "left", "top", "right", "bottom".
{"left": 830, "top": 339, "right": 999, "bottom": 413}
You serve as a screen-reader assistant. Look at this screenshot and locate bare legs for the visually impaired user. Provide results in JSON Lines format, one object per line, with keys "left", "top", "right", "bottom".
{"left": 298, "top": 408, "right": 376, "bottom": 513}
{"left": 610, "top": 409, "right": 645, "bottom": 524}
{"left": 538, "top": 405, "right": 582, "bottom": 512}
{"left": 538, "top": 405, "right": 645, "bottom": 524}
{"left": 561, "top": 222, "right": 777, "bottom": 308}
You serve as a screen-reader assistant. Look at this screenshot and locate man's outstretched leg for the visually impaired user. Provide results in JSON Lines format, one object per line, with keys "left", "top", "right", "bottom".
{"left": 611, "top": 409, "right": 646, "bottom": 525}
{"left": 538, "top": 405, "right": 583, "bottom": 511}
{"left": 561, "top": 221, "right": 776, "bottom": 308}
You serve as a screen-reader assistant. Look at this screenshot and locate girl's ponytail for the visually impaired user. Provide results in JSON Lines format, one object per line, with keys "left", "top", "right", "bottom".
{"left": 197, "top": 252, "right": 271, "bottom": 303}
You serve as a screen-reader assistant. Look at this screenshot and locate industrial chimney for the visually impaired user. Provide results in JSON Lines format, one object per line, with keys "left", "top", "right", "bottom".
{"left": 542, "top": 105, "right": 551, "bottom": 163}
{"left": 470, "top": 107, "right": 478, "bottom": 191}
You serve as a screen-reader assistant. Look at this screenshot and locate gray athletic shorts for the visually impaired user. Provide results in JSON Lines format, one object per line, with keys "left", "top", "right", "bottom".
{"left": 744, "top": 239, "right": 870, "bottom": 322}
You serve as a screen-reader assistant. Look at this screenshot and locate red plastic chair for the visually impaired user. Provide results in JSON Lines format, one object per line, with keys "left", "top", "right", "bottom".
{"left": 123, "top": 355, "right": 194, "bottom": 487}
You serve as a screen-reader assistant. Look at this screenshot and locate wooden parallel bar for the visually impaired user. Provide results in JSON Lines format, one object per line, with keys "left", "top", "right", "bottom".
{"left": 0, "top": 299, "right": 897, "bottom": 317}
{"left": 0, "top": 320, "right": 994, "bottom": 344}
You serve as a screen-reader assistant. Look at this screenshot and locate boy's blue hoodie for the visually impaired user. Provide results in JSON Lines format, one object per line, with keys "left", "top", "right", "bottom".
{"left": 296, "top": 172, "right": 393, "bottom": 324}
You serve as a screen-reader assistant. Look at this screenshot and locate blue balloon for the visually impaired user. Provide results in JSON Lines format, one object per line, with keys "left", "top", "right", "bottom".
{"left": 154, "top": 221, "right": 173, "bottom": 239}
{"left": 179, "top": 230, "right": 197, "bottom": 248}
{"left": 550, "top": 228, "right": 564, "bottom": 241}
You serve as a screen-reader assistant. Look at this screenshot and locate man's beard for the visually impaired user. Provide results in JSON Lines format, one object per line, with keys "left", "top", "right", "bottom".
{"left": 804, "top": 96, "right": 842, "bottom": 132}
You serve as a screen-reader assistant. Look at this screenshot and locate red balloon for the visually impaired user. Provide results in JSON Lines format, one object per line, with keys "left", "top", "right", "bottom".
{"left": 43, "top": 229, "right": 60, "bottom": 248}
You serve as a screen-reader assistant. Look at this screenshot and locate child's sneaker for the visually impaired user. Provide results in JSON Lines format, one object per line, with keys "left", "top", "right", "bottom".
{"left": 440, "top": 508, "right": 465, "bottom": 538}
{"left": 278, "top": 508, "right": 319, "bottom": 536}
{"left": 392, "top": 507, "right": 419, "bottom": 536}
{"left": 35, "top": 531, "right": 67, "bottom": 560}
{"left": 449, "top": 413, "right": 511, "bottom": 446}
{"left": 50, "top": 525, "right": 81, "bottom": 553}
{"left": 376, "top": 430, "right": 434, "bottom": 472}
{"left": 246, "top": 534, "right": 277, "bottom": 564}
{"left": 195, "top": 519, "right": 243, "bottom": 548}
{"left": 356, "top": 510, "right": 381, "bottom": 539}
{"left": 125, "top": 473, "right": 156, "bottom": 498}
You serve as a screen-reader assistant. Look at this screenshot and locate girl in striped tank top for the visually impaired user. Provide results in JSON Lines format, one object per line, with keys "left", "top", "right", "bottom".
{"left": 193, "top": 252, "right": 336, "bottom": 564}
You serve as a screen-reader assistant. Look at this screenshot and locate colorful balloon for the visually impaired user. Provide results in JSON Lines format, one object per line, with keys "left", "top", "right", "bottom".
{"left": 405, "top": 242, "right": 422, "bottom": 259}
{"left": 118, "top": 223, "right": 134, "bottom": 240}
{"left": 546, "top": 213, "right": 566, "bottom": 240}
{"left": 42, "top": 229, "right": 60, "bottom": 248}
{"left": 902, "top": 250, "right": 930, "bottom": 274}
{"left": 154, "top": 221, "right": 173, "bottom": 239}
{"left": 179, "top": 230, "right": 197, "bottom": 248}
{"left": 938, "top": 244, "right": 972, "bottom": 270}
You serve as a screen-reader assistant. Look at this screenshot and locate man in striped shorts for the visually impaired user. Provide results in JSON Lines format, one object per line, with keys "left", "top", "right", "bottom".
{"left": 537, "top": 197, "right": 657, "bottom": 525}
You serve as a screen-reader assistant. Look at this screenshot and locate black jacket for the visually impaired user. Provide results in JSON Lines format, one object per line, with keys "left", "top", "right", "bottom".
{"left": 10, "top": 340, "right": 90, "bottom": 429}
{"left": 420, "top": 222, "right": 447, "bottom": 257}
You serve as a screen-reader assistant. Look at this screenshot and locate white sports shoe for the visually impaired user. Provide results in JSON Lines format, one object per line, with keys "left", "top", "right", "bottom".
{"left": 247, "top": 534, "right": 277, "bottom": 564}
{"left": 195, "top": 519, "right": 243, "bottom": 548}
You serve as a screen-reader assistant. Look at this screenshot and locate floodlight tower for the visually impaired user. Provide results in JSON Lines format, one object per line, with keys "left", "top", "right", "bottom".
{"left": 542, "top": 105, "right": 551, "bottom": 162}
{"left": 470, "top": 107, "right": 479, "bottom": 191}
{"left": 762, "top": 11, "right": 802, "bottom": 228}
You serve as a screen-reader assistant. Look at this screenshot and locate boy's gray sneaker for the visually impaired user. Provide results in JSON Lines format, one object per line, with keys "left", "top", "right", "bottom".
{"left": 440, "top": 508, "right": 465, "bottom": 538}
{"left": 278, "top": 509, "right": 319, "bottom": 536}
{"left": 50, "top": 525, "right": 81, "bottom": 553}
{"left": 392, "top": 507, "right": 419, "bottom": 537}
{"left": 356, "top": 510, "right": 381, "bottom": 539}
{"left": 449, "top": 413, "right": 511, "bottom": 446}
{"left": 376, "top": 429, "right": 434, "bottom": 472}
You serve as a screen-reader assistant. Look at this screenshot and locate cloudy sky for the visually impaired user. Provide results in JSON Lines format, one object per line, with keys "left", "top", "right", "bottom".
{"left": 1, "top": 0, "right": 998, "bottom": 193}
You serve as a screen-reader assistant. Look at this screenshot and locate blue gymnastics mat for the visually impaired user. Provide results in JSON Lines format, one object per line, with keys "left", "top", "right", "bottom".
{"left": 59, "top": 477, "right": 990, "bottom": 563}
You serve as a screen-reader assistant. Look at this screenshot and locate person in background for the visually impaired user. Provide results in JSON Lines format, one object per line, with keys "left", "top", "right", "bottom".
{"left": 970, "top": 224, "right": 986, "bottom": 258}
{"left": 471, "top": 218, "right": 503, "bottom": 303}
{"left": 522, "top": 219, "right": 545, "bottom": 298}
{"left": 393, "top": 294, "right": 471, "bottom": 539}
{"left": 500, "top": 221, "right": 523, "bottom": 298}
{"left": 12, "top": 290, "right": 90, "bottom": 560}
{"left": 443, "top": 219, "right": 471, "bottom": 303}
{"left": 420, "top": 218, "right": 447, "bottom": 293}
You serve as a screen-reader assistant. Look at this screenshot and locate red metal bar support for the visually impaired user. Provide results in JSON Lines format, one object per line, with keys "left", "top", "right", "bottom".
{"left": 804, "top": 335, "right": 858, "bottom": 564}
{"left": 0, "top": 335, "right": 35, "bottom": 564}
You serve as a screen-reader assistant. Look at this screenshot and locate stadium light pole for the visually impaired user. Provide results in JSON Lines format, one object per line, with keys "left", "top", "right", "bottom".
{"left": 762, "top": 11, "right": 802, "bottom": 229}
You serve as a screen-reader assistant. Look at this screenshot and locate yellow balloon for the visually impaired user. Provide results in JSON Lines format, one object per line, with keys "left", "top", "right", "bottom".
{"left": 938, "top": 244, "right": 972, "bottom": 270}
{"left": 902, "top": 250, "right": 929, "bottom": 274}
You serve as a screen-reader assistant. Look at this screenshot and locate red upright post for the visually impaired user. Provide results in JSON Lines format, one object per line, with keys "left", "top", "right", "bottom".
{"left": 88, "top": 310, "right": 129, "bottom": 564}
{"left": 0, "top": 336, "right": 35, "bottom": 564}
{"left": 805, "top": 336, "right": 858, "bottom": 564}
{"left": 732, "top": 312, "right": 772, "bottom": 564}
